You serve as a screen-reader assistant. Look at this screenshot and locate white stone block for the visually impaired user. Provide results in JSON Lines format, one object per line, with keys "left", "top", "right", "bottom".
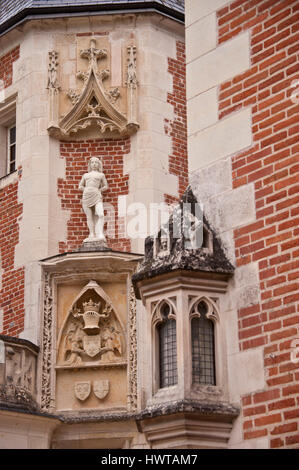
{"left": 187, "top": 87, "right": 218, "bottom": 135}
{"left": 234, "top": 262, "right": 260, "bottom": 288}
{"left": 190, "top": 157, "right": 232, "bottom": 201}
{"left": 185, "top": 0, "right": 231, "bottom": 27}
{"left": 224, "top": 308, "right": 239, "bottom": 356}
{"left": 205, "top": 183, "right": 256, "bottom": 232}
{"left": 186, "top": 13, "right": 217, "bottom": 64}
{"left": 187, "top": 32, "right": 250, "bottom": 99}
{"left": 110, "top": 39, "right": 122, "bottom": 87}
{"left": 189, "top": 108, "right": 252, "bottom": 171}
{"left": 139, "top": 96, "right": 173, "bottom": 122}
{"left": 228, "top": 348, "right": 265, "bottom": 403}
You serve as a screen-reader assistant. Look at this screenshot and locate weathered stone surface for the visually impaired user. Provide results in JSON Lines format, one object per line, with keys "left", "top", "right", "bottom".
{"left": 78, "top": 240, "right": 110, "bottom": 252}
{"left": 132, "top": 187, "right": 234, "bottom": 286}
{"left": 137, "top": 399, "right": 240, "bottom": 421}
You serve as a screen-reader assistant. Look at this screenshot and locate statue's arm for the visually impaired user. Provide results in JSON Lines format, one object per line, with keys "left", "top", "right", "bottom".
{"left": 78, "top": 174, "right": 86, "bottom": 191}
{"left": 101, "top": 174, "right": 109, "bottom": 192}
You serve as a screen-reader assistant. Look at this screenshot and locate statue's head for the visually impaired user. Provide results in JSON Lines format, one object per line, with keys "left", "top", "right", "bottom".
{"left": 88, "top": 156, "right": 103, "bottom": 172}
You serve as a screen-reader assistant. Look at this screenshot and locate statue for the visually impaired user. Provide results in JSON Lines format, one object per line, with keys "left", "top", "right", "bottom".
{"left": 79, "top": 157, "right": 108, "bottom": 243}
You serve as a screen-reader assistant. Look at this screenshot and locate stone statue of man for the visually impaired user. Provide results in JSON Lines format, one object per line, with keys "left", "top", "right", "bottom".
{"left": 79, "top": 156, "right": 108, "bottom": 242}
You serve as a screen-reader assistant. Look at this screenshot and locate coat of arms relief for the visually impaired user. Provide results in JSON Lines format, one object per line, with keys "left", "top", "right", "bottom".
{"left": 57, "top": 280, "right": 124, "bottom": 367}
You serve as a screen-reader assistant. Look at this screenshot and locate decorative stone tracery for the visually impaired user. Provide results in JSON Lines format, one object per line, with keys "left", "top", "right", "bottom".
{"left": 47, "top": 38, "right": 139, "bottom": 139}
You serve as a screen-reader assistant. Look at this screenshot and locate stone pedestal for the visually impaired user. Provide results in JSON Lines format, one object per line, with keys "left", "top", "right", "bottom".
{"left": 78, "top": 240, "right": 109, "bottom": 252}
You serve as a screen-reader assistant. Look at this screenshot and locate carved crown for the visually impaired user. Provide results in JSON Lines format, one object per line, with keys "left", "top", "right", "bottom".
{"left": 83, "top": 299, "right": 100, "bottom": 313}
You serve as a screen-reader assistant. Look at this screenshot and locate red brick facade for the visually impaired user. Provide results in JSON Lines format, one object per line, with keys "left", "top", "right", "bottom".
{"left": 0, "top": 45, "right": 23, "bottom": 337}
{"left": 0, "top": 175, "right": 25, "bottom": 336}
{"left": 217, "top": 0, "right": 299, "bottom": 448}
{"left": 165, "top": 41, "right": 188, "bottom": 203}
{"left": 58, "top": 138, "right": 131, "bottom": 253}
{"left": 0, "top": 45, "right": 20, "bottom": 89}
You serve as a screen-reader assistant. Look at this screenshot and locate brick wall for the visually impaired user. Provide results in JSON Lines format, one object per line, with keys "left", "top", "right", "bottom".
{"left": 0, "top": 45, "right": 23, "bottom": 337}
{"left": 58, "top": 138, "right": 131, "bottom": 253}
{"left": 0, "top": 45, "right": 19, "bottom": 89}
{"left": 165, "top": 41, "right": 188, "bottom": 203}
{"left": 0, "top": 175, "right": 25, "bottom": 336}
{"left": 217, "top": 0, "right": 299, "bottom": 448}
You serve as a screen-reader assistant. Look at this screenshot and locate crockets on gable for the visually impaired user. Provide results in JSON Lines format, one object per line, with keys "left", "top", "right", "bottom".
{"left": 57, "top": 280, "right": 125, "bottom": 366}
{"left": 47, "top": 38, "right": 139, "bottom": 140}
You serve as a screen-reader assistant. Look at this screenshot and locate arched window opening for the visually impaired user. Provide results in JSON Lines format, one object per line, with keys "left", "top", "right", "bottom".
{"left": 191, "top": 301, "right": 216, "bottom": 385}
{"left": 158, "top": 302, "right": 177, "bottom": 388}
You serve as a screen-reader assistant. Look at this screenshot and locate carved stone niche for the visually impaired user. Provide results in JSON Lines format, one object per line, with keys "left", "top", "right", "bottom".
{"left": 40, "top": 251, "right": 140, "bottom": 415}
{"left": 47, "top": 38, "right": 139, "bottom": 140}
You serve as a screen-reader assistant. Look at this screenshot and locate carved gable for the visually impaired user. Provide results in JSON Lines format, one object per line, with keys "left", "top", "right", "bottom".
{"left": 47, "top": 38, "right": 139, "bottom": 140}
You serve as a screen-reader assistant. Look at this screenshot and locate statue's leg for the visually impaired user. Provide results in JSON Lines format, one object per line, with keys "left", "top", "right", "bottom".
{"left": 95, "top": 202, "right": 106, "bottom": 240}
{"left": 83, "top": 205, "right": 96, "bottom": 240}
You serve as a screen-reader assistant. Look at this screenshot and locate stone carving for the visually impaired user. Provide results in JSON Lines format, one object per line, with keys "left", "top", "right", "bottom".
{"left": 58, "top": 280, "right": 124, "bottom": 367}
{"left": 74, "top": 381, "right": 91, "bottom": 401}
{"left": 68, "top": 89, "right": 80, "bottom": 105}
{"left": 127, "top": 284, "right": 137, "bottom": 412}
{"left": 0, "top": 336, "right": 38, "bottom": 411}
{"left": 74, "top": 380, "right": 109, "bottom": 401}
{"left": 41, "top": 272, "right": 54, "bottom": 411}
{"left": 47, "top": 51, "right": 60, "bottom": 133}
{"left": 106, "top": 87, "right": 120, "bottom": 104}
{"left": 79, "top": 156, "right": 108, "bottom": 246}
{"left": 126, "top": 45, "right": 138, "bottom": 89}
{"left": 126, "top": 45, "right": 138, "bottom": 127}
{"left": 47, "top": 51, "right": 60, "bottom": 91}
{"left": 94, "top": 380, "right": 109, "bottom": 400}
{"left": 101, "top": 326, "right": 122, "bottom": 361}
{"left": 6, "top": 346, "right": 34, "bottom": 393}
{"left": 48, "top": 38, "right": 139, "bottom": 139}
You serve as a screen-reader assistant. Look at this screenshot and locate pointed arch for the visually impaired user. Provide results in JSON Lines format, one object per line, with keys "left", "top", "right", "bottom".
{"left": 189, "top": 296, "right": 220, "bottom": 323}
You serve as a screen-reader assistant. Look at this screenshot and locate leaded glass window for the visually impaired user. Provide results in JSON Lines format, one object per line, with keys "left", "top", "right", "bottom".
{"left": 158, "top": 303, "right": 177, "bottom": 388}
{"left": 8, "top": 125, "right": 16, "bottom": 174}
{"left": 191, "top": 301, "right": 216, "bottom": 385}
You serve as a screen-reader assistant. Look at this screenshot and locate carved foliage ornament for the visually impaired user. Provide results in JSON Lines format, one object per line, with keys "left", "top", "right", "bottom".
{"left": 41, "top": 272, "right": 54, "bottom": 411}
{"left": 48, "top": 39, "right": 139, "bottom": 139}
{"left": 127, "top": 284, "right": 137, "bottom": 412}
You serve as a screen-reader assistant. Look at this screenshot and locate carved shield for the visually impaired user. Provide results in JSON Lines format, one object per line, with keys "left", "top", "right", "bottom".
{"left": 74, "top": 381, "right": 91, "bottom": 401}
{"left": 93, "top": 380, "right": 109, "bottom": 399}
{"left": 83, "top": 334, "right": 101, "bottom": 357}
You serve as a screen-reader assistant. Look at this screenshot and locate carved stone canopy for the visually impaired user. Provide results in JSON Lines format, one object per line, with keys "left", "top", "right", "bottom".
{"left": 48, "top": 39, "right": 139, "bottom": 140}
{"left": 132, "top": 187, "right": 235, "bottom": 296}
